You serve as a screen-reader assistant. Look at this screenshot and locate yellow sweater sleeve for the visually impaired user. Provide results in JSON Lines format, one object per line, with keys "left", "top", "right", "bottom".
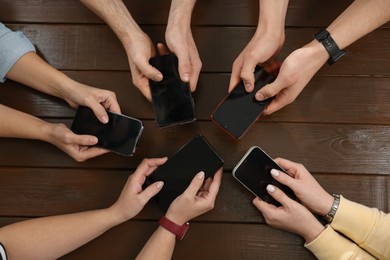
{"left": 330, "top": 196, "right": 390, "bottom": 259}
{"left": 304, "top": 225, "right": 375, "bottom": 259}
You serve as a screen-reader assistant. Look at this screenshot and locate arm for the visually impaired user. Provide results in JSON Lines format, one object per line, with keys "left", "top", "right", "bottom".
{"left": 0, "top": 158, "right": 166, "bottom": 259}
{"left": 228, "top": 0, "right": 289, "bottom": 92}
{"left": 165, "top": 0, "right": 201, "bottom": 91}
{"left": 80, "top": 0, "right": 163, "bottom": 100}
{"left": 256, "top": 0, "right": 390, "bottom": 114}
{"left": 136, "top": 169, "right": 223, "bottom": 260}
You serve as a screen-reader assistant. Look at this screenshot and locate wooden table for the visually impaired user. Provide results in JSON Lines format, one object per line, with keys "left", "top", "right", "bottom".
{"left": 0, "top": 0, "right": 389, "bottom": 259}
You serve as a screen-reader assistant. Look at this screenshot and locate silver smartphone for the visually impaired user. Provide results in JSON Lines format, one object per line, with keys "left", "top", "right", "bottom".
{"left": 232, "top": 146, "right": 296, "bottom": 206}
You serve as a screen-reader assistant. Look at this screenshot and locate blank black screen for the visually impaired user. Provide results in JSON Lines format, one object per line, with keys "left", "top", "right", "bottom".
{"left": 71, "top": 106, "right": 143, "bottom": 156}
{"left": 233, "top": 147, "right": 295, "bottom": 206}
{"left": 148, "top": 135, "right": 224, "bottom": 212}
{"left": 211, "top": 67, "right": 275, "bottom": 139}
{"left": 149, "top": 54, "right": 196, "bottom": 127}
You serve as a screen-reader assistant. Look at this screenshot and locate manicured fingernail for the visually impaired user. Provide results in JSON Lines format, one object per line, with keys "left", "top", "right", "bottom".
{"left": 155, "top": 73, "right": 163, "bottom": 81}
{"left": 156, "top": 181, "right": 164, "bottom": 189}
{"left": 256, "top": 92, "right": 265, "bottom": 101}
{"left": 267, "top": 184, "right": 275, "bottom": 193}
{"left": 101, "top": 115, "right": 108, "bottom": 123}
{"left": 197, "top": 171, "right": 205, "bottom": 179}
{"left": 271, "top": 169, "right": 280, "bottom": 177}
{"left": 183, "top": 73, "right": 190, "bottom": 82}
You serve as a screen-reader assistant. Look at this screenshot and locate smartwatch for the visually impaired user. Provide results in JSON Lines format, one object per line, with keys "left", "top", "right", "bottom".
{"left": 314, "top": 29, "right": 346, "bottom": 65}
{"left": 159, "top": 216, "right": 189, "bottom": 240}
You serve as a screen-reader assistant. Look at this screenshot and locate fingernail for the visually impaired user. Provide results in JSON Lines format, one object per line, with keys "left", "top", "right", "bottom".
{"left": 270, "top": 169, "right": 280, "bottom": 177}
{"left": 101, "top": 115, "right": 108, "bottom": 123}
{"left": 155, "top": 73, "right": 163, "bottom": 81}
{"left": 183, "top": 73, "right": 190, "bottom": 82}
{"left": 156, "top": 181, "right": 164, "bottom": 189}
{"left": 267, "top": 184, "right": 275, "bottom": 193}
{"left": 256, "top": 92, "right": 265, "bottom": 101}
{"left": 197, "top": 171, "right": 205, "bottom": 179}
{"left": 244, "top": 83, "right": 251, "bottom": 91}
{"left": 90, "top": 137, "right": 98, "bottom": 144}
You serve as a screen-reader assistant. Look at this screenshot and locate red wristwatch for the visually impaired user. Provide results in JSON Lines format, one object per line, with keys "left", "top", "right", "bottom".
{"left": 159, "top": 216, "right": 189, "bottom": 240}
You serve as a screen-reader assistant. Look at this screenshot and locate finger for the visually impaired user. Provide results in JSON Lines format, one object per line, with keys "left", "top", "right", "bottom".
{"left": 265, "top": 184, "right": 293, "bottom": 207}
{"left": 138, "top": 181, "right": 164, "bottom": 204}
{"left": 255, "top": 74, "right": 287, "bottom": 101}
{"left": 205, "top": 168, "right": 223, "bottom": 199}
{"left": 273, "top": 157, "right": 299, "bottom": 178}
{"left": 102, "top": 94, "right": 121, "bottom": 114}
{"left": 176, "top": 51, "right": 191, "bottom": 83}
{"left": 134, "top": 157, "right": 169, "bottom": 178}
{"left": 84, "top": 100, "right": 110, "bottom": 124}
{"left": 252, "top": 197, "right": 278, "bottom": 213}
{"left": 228, "top": 59, "right": 243, "bottom": 93}
{"left": 68, "top": 133, "right": 98, "bottom": 146}
{"left": 75, "top": 147, "right": 109, "bottom": 162}
{"left": 136, "top": 59, "right": 163, "bottom": 82}
{"left": 269, "top": 168, "right": 296, "bottom": 190}
{"left": 129, "top": 64, "right": 153, "bottom": 102}
{"left": 183, "top": 171, "right": 205, "bottom": 197}
{"left": 188, "top": 58, "right": 201, "bottom": 92}
{"left": 157, "top": 43, "right": 170, "bottom": 55}
{"left": 240, "top": 59, "right": 258, "bottom": 92}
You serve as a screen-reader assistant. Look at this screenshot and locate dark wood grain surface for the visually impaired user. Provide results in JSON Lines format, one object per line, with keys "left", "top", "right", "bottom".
{"left": 0, "top": 1, "right": 389, "bottom": 259}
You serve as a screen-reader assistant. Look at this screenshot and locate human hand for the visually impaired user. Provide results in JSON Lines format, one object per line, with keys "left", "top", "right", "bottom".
{"left": 44, "top": 123, "right": 109, "bottom": 162}
{"left": 110, "top": 158, "right": 167, "bottom": 223}
{"left": 255, "top": 40, "right": 329, "bottom": 114}
{"left": 165, "top": 168, "right": 223, "bottom": 225}
{"left": 61, "top": 81, "right": 121, "bottom": 123}
{"left": 229, "top": 31, "right": 284, "bottom": 93}
{"left": 253, "top": 184, "right": 325, "bottom": 243}
{"left": 270, "top": 158, "right": 334, "bottom": 216}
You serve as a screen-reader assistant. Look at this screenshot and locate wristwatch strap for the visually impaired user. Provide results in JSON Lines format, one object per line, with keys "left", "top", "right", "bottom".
{"left": 323, "top": 194, "right": 341, "bottom": 223}
{"left": 314, "top": 29, "right": 346, "bottom": 65}
{"left": 159, "top": 216, "right": 189, "bottom": 240}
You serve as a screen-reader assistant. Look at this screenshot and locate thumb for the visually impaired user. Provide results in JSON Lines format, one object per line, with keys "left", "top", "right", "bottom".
{"left": 139, "top": 181, "right": 164, "bottom": 203}
{"left": 68, "top": 133, "right": 98, "bottom": 146}
{"left": 255, "top": 75, "right": 286, "bottom": 101}
{"left": 183, "top": 171, "right": 205, "bottom": 197}
{"left": 84, "top": 102, "right": 109, "bottom": 124}
{"left": 176, "top": 51, "right": 191, "bottom": 83}
{"left": 138, "top": 59, "right": 163, "bottom": 82}
{"left": 240, "top": 59, "right": 258, "bottom": 92}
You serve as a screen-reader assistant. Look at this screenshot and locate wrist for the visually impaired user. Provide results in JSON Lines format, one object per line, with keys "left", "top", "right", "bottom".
{"left": 167, "top": 0, "right": 195, "bottom": 28}
{"left": 302, "top": 39, "right": 329, "bottom": 66}
{"left": 165, "top": 211, "right": 188, "bottom": 226}
{"left": 317, "top": 193, "right": 335, "bottom": 216}
{"left": 301, "top": 220, "right": 325, "bottom": 243}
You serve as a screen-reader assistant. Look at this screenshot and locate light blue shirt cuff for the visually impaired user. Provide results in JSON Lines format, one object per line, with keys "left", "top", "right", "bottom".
{"left": 0, "top": 23, "right": 36, "bottom": 83}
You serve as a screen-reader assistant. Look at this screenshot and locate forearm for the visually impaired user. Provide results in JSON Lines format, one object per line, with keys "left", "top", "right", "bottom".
{"left": 0, "top": 104, "right": 52, "bottom": 141}
{"left": 0, "top": 208, "right": 122, "bottom": 259}
{"left": 5, "top": 52, "right": 76, "bottom": 101}
{"left": 167, "top": 0, "right": 197, "bottom": 29}
{"left": 80, "top": 0, "right": 143, "bottom": 47}
{"left": 326, "top": 0, "right": 390, "bottom": 49}
{"left": 257, "top": 0, "right": 289, "bottom": 37}
{"left": 136, "top": 226, "right": 176, "bottom": 260}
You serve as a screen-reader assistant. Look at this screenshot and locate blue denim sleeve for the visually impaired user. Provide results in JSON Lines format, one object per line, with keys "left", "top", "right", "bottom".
{"left": 0, "top": 22, "right": 36, "bottom": 83}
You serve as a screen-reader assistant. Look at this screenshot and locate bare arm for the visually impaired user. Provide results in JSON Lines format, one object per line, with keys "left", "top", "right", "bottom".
{"left": 257, "top": 0, "right": 390, "bottom": 114}
{"left": 0, "top": 158, "right": 166, "bottom": 259}
{"left": 80, "top": 0, "right": 163, "bottom": 100}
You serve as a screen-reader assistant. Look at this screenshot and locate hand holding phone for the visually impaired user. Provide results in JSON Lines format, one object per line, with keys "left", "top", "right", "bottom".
{"left": 71, "top": 106, "right": 144, "bottom": 156}
{"left": 211, "top": 66, "right": 275, "bottom": 139}
{"left": 149, "top": 54, "right": 196, "bottom": 127}
{"left": 147, "top": 135, "right": 224, "bottom": 212}
{"left": 233, "top": 146, "right": 296, "bottom": 206}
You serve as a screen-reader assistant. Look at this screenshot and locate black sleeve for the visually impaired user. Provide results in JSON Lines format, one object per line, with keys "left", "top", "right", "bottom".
{"left": 0, "top": 242, "right": 7, "bottom": 260}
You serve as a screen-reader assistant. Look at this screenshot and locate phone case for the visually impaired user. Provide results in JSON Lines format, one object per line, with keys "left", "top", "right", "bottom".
{"left": 147, "top": 134, "right": 224, "bottom": 212}
{"left": 211, "top": 66, "right": 275, "bottom": 139}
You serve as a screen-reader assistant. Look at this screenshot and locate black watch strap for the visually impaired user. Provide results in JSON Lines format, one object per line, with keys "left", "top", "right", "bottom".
{"left": 314, "top": 29, "right": 346, "bottom": 65}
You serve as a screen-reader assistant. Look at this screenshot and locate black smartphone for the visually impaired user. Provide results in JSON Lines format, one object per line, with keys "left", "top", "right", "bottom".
{"left": 149, "top": 54, "right": 196, "bottom": 128}
{"left": 232, "top": 146, "right": 296, "bottom": 206}
{"left": 71, "top": 106, "right": 144, "bottom": 156}
{"left": 211, "top": 66, "right": 275, "bottom": 139}
{"left": 147, "top": 135, "right": 224, "bottom": 212}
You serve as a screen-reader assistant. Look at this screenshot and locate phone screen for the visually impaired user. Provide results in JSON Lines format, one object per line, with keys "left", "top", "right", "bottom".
{"left": 233, "top": 146, "right": 296, "bottom": 206}
{"left": 149, "top": 54, "right": 196, "bottom": 128}
{"left": 211, "top": 66, "right": 275, "bottom": 139}
{"left": 71, "top": 106, "right": 144, "bottom": 156}
{"left": 147, "top": 135, "right": 224, "bottom": 212}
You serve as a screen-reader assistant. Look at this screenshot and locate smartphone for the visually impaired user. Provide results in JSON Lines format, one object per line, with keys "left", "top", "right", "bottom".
{"left": 71, "top": 106, "right": 144, "bottom": 156}
{"left": 147, "top": 135, "right": 224, "bottom": 212}
{"left": 232, "top": 146, "right": 296, "bottom": 206}
{"left": 211, "top": 66, "right": 275, "bottom": 139}
{"left": 149, "top": 54, "right": 196, "bottom": 128}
